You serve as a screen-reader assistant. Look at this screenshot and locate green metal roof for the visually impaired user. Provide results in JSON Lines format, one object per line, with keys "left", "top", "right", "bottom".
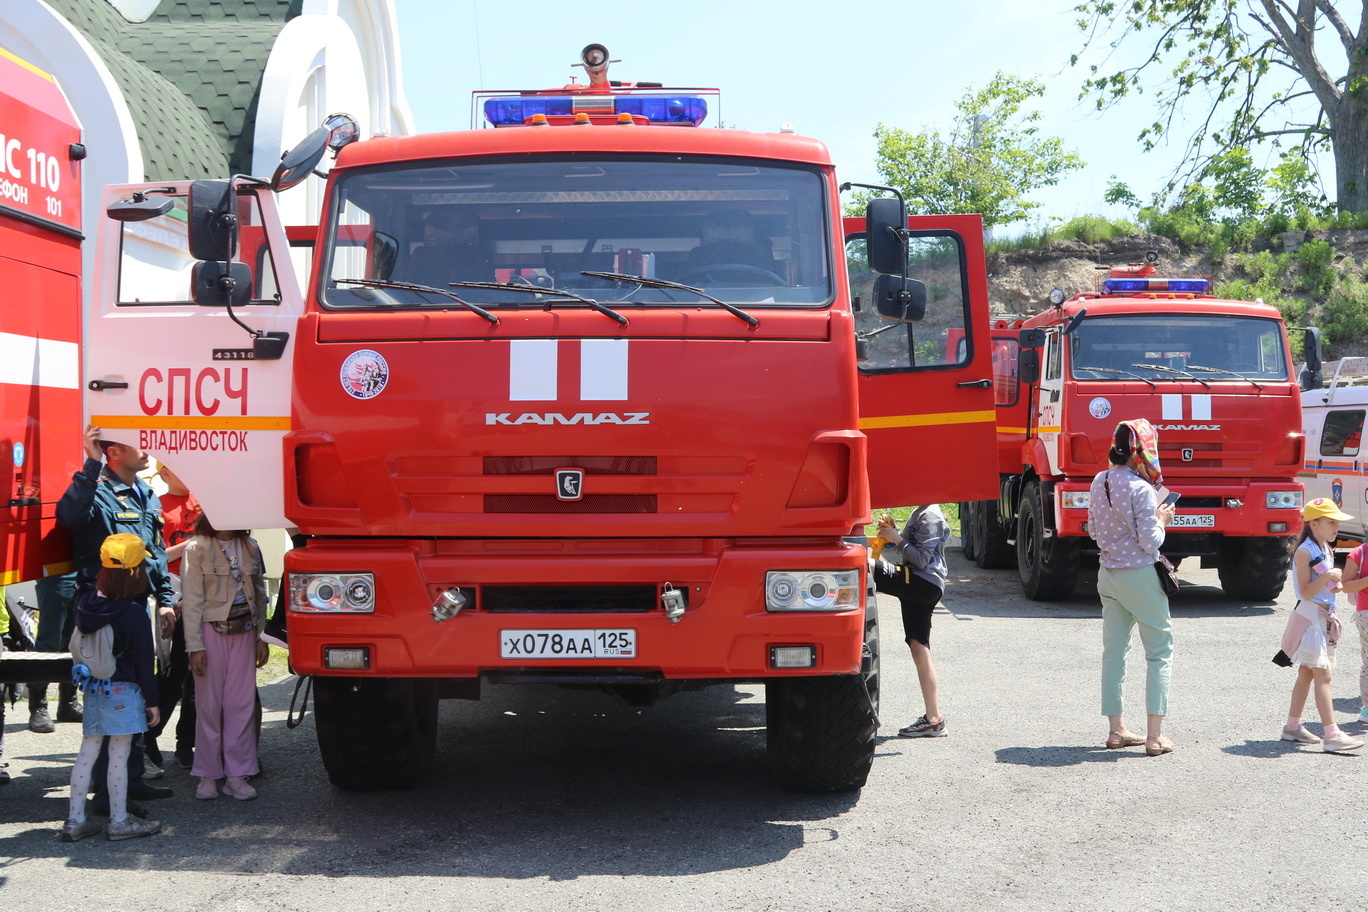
{"left": 47, "top": 0, "right": 302, "bottom": 180}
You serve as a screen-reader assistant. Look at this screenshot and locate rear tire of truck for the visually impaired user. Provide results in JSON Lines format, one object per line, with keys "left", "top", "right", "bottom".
{"left": 1017, "top": 482, "right": 1080, "bottom": 601}
{"left": 1216, "top": 536, "right": 1292, "bottom": 602}
{"left": 313, "top": 676, "right": 439, "bottom": 791}
{"left": 765, "top": 610, "right": 879, "bottom": 793}
{"left": 973, "top": 500, "right": 1017, "bottom": 570}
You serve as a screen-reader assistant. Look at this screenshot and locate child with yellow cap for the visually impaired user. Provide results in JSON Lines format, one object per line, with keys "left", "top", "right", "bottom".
{"left": 1277, "top": 498, "right": 1365, "bottom": 752}
{"left": 60, "top": 533, "right": 163, "bottom": 841}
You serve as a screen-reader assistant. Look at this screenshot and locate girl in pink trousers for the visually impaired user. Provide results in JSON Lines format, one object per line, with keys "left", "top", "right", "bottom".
{"left": 181, "top": 514, "right": 269, "bottom": 800}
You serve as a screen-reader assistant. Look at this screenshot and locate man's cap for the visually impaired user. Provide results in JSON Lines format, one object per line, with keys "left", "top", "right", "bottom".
{"left": 1303, "top": 498, "right": 1353, "bottom": 522}
{"left": 100, "top": 533, "right": 148, "bottom": 569}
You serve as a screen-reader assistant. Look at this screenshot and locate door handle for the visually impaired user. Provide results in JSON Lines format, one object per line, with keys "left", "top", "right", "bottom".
{"left": 88, "top": 380, "right": 129, "bottom": 391}
{"left": 957, "top": 379, "right": 992, "bottom": 388}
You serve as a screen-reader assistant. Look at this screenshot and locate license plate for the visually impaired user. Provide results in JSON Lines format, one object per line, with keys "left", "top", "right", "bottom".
{"left": 1168, "top": 514, "right": 1215, "bottom": 528}
{"left": 499, "top": 629, "right": 637, "bottom": 659}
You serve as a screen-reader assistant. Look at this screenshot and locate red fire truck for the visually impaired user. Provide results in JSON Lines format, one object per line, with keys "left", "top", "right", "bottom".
{"left": 88, "top": 46, "right": 999, "bottom": 791}
{"left": 959, "top": 258, "right": 1307, "bottom": 601}
{"left": 0, "top": 48, "right": 83, "bottom": 678}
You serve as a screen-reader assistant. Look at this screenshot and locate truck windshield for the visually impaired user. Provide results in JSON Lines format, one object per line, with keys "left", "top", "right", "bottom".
{"left": 319, "top": 157, "right": 831, "bottom": 309}
{"left": 1068, "top": 314, "right": 1289, "bottom": 382}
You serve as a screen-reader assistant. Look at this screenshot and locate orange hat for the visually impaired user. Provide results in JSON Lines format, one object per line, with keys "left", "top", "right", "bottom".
{"left": 100, "top": 533, "right": 147, "bottom": 569}
{"left": 1303, "top": 498, "right": 1353, "bottom": 523}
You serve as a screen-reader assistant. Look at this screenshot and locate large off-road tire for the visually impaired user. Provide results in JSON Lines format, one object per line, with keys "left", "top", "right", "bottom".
{"left": 1216, "top": 536, "right": 1293, "bottom": 601}
{"left": 1017, "top": 481, "right": 1080, "bottom": 601}
{"left": 959, "top": 502, "right": 979, "bottom": 562}
{"left": 313, "top": 676, "right": 439, "bottom": 790}
{"left": 974, "top": 499, "right": 1017, "bottom": 570}
{"left": 766, "top": 610, "right": 879, "bottom": 793}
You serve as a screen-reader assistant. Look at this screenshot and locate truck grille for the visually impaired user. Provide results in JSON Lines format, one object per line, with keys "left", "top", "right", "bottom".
{"left": 481, "top": 584, "right": 656, "bottom": 613}
{"left": 484, "top": 494, "right": 656, "bottom": 513}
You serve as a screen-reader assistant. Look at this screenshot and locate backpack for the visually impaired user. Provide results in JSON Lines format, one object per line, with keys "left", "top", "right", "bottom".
{"left": 69, "top": 623, "right": 118, "bottom": 681}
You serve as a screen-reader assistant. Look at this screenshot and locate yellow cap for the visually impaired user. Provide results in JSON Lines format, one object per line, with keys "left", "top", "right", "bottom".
{"left": 100, "top": 532, "right": 147, "bottom": 569}
{"left": 1303, "top": 498, "right": 1353, "bottom": 522}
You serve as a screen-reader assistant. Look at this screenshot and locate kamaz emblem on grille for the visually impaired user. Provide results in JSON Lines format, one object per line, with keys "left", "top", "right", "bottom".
{"left": 556, "top": 468, "right": 584, "bottom": 502}
{"left": 1182, "top": 448, "right": 1195, "bottom": 461}
{"left": 485, "top": 412, "right": 651, "bottom": 425}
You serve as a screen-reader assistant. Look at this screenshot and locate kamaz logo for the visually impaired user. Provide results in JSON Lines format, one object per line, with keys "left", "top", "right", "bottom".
{"left": 485, "top": 412, "right": 652, "bottom": 426}
{"left": 1154, "top": 424, "right": 1221, "bottom": 431}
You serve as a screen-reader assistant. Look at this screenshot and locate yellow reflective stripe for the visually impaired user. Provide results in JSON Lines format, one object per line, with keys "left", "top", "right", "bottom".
{"left": 997, "top": 427, "right": 1029, "bottom": 434}
{"left": 859, "top": 409, "right": 996, "bottom": 430}
{"left": 1035, "top": 426, "right": 1061, "bottom": 433}
{"left": 0, "top": 561, "right": 73, "bottom": 586}
{"left": 91, "top": 415, "right": 292, "bottom": 431}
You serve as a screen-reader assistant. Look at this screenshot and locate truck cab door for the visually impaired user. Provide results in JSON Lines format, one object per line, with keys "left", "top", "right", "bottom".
{"left": 845, "top": 213, "right": 997, "bottom": 507}
{"left": 84, "top": 183, "right": 303, "bottom": 529}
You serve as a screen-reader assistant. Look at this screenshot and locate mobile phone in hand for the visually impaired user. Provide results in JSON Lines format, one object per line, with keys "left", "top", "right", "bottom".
{"left": 1161, "top": 491, "right": 1180, "bottom": 507}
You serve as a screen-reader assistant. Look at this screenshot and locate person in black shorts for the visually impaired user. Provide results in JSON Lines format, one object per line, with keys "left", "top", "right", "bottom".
{"left": 873, "top": 505, "right": 950, "bottom": 738}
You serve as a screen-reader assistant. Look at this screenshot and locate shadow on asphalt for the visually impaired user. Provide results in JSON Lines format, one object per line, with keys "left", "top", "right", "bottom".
{"left": 991, "top": 745, "right": 1141, "bottom": 766}
{"left": 0, "top": 677, "right": 865, "bottom": 879}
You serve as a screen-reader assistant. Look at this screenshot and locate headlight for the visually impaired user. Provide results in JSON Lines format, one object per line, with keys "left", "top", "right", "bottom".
{"left": 290, "top": 572, "right": 376, "bottom": 613}
{"left": 1266, "top": 491, "right": 1303, "bottom": 509}
{"left": 1061, "top": 491, "right": 1090, "bottom": 509}
{"left": 765, "top": 570, "right": 860, "bottom": 611}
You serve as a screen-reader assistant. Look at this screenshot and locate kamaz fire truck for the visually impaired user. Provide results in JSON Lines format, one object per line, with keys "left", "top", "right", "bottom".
{"left": 0, "top": 47, "right": 83, "bottom": 684}
{"left": 87, "top": 46, "right": 998, "bottom": 791}
{"left": 960, "top": 259, "right": 1307, "bottom": 602}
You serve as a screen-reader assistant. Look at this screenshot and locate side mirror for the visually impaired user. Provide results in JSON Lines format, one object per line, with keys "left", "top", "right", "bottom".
{"left": 1018, "top": 328, "right": 1046, "bottom": 349}
{"left": 107, "top": 192, "right": 174, "bottom": 222}
{"left": 272, "top": 126, "right": 330, "bottom": 192}
{"left": 1303, "top": 326, "right": 1323, "bottom": 372}
{"left": 373, "top": 231, "right": 398, "bottom": 281}
{"left": 191, "top": 260, "right": 252, "bottom": 308}
{"left": 865, "top": 196, "right": 906, "bottom": 275}
{"left": 1019, "top": 349, "right": 1040, "bottom": 386}
{"left": 1300, "top": 368, "right": 1324, "bottom": 391}
{"left": 188, "top": 180, "right": 235, "bottom": 261}
{"left": 873, "top": 274, "right": 927, "bottom": 322}
{"left": 253, "top": 332, "right": 290, "bottom": 361}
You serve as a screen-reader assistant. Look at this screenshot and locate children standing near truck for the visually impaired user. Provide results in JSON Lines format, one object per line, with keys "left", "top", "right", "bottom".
{"left": 1278, "top": 499, "right": 1364, "bottom": 752}
{"left": 61, "top": 533, "right": 162, "bottom": 841}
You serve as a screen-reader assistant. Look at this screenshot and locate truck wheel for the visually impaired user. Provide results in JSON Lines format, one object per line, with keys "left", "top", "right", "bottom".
{"left": 1017, "top": 482, "right": 1080, "bottom": 601}
{"left": 974, "top": 499, "right": 1017, "bottom": 570}
{"left": 1217, "top": 536, "right": 1292, "bottom": 601}
{"left": 313, "top": 676, "right": 439, "bottom": 790}
{"left": 766, "top": 610, "right": 879, "bottom": 793}
{"left": 959, "top": 502, "right": 980, "bottom": 562}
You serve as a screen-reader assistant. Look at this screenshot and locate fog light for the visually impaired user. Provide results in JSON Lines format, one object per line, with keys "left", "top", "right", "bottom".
{"left": 324, "top": 647, "right": 370, "bottom": 670}
{"left": 1268, "top": 522, "right": 1288, "bottom": 533}
{"left": 770, "top": 645, "right": 816, "bottom": 668}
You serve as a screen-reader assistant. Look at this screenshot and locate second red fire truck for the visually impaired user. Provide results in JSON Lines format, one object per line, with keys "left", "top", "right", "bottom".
{"left": 960, "top": 258, "right": 1308, "bottom": 601}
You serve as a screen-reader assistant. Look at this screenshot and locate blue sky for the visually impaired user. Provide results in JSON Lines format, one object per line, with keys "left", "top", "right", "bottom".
{"left": 391, "top": 1, "right": 1238, "bottom": 231}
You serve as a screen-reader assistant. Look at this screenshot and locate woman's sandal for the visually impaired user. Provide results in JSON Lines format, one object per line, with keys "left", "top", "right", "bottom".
{"left": 1145, "top": 736, "right": 1175, "bottom": 756}
{"left": 1106, "top": 732, "right": 1145, "bottom": 749}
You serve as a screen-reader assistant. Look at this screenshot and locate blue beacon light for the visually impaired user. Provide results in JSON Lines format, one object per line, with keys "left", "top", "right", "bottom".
{"left": 1103, "top": 277, "right": 1210, "bottom": 294}
{"left": 484, "top": 95, "right": 708, "bottom": 126}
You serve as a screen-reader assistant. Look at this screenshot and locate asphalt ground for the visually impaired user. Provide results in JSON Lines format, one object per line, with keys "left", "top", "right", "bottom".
{"left": 1, "top": 546, "right": 1365, "bottom": 911}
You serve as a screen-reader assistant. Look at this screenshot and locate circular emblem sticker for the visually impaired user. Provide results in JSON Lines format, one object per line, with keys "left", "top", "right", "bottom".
{"left": 1088, "top": 397, "right": 1112, "bottom": 420}
{"left": 340, "top": 350, "right": 390, "bottom": 400}
{"left": 12, "top": 441, "right": 25, "bottom": 468}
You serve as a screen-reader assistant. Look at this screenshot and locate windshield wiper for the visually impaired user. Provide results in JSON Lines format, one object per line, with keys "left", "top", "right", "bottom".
{"left": 1129, "top": 363, "right": 1210, "bottom": 389}
{"left": 1185, "top": 364, "right": 1266, "bottom": 390}
{"left": 451, "top": 281, "right": 627, "bottom": 326}
{"left": 582, "top": 271, "right": 759, "bottom": 328}
{"left": 1072, "top": 366, "right": 1157, "bottom": 388}
{"left": 336, "top": 278, "right": 498, "bottom": 324}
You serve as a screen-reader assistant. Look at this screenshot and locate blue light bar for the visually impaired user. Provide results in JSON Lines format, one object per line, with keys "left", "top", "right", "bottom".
{"left": 483, "top": 95, "right": 707, "bottom": 126}
{"left": 1103, "top": 277, "right": 1211, "bottom": 294}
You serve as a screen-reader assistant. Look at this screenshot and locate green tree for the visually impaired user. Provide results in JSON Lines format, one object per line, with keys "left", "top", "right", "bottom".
{"left": 1073, "top": 1, "right": 1368, "bottom": 213}
{"left": 864, "top": 73, "right": 1083, "bottom": 228}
